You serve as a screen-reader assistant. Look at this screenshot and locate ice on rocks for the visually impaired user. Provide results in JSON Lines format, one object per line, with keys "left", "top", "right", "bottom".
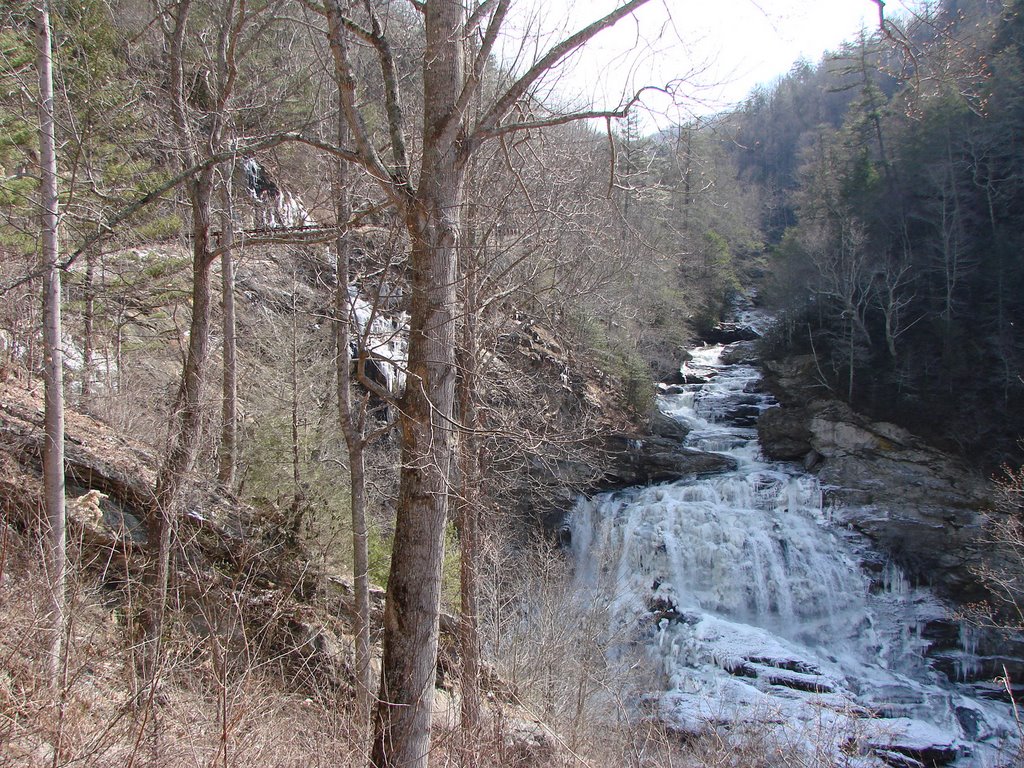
{"left": 568, "top": 338, "right": 1017, "bottom": 766}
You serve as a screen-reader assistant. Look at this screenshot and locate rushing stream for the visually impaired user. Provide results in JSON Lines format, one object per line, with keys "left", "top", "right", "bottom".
{"left": 568, "top": 338, "right": 1017, "bottom": 766}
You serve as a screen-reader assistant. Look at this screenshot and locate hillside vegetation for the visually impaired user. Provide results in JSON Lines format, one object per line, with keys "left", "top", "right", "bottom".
{"left": 3, "top": 0, "right": 1024, "bottom": 765}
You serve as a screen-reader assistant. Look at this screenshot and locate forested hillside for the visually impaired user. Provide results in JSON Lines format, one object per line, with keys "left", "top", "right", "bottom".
{"left": 715, "top": 0, "right": 1024, "bottom": 468}
{"left": 0, "top": 0, "right": 740, "bottom": 765}
{"left": 4, "top": 0, "right": 1024, "bottom": 765}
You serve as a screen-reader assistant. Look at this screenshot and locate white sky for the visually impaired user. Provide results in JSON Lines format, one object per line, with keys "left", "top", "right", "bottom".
{"left": 499, "top": 0, "right": 923, "bottom": 130}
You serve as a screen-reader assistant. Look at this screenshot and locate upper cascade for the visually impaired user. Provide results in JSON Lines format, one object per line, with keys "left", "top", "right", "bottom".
{"left": 241, "top": 157, "right": 315, "bottom": 230}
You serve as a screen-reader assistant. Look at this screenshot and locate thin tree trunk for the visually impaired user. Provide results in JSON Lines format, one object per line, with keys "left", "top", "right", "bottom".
{"left": 335, "top": 290, "right": 373, "bottom": 734}
{"left": 144, "top": 168, "right": 215, "bottom": 682}
{"left": 82, "top": 251, "right": 94, "bottom": 403}
{"left": 142, "top": 0, "right": 229, "bottom": 681}
{"left": 36, "top": 0, "right": 66, "bottom": 689}
{"left": 218, "top": 182, "right": 237, "bottom": 490}
{"left": 457, "top": 333, "right": 482, "bottom": 745}
{"left": 289, "top": 277, "right": 303, "bottom": 538}
{"left": 457, "top": 201, "right": 482, "bottom": 755}
{"left": 333, "top": 107, "right": 373, "bottom": 735}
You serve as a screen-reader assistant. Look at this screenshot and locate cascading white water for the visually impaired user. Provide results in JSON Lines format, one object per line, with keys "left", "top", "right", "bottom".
{"left": 569, "top": 341, "right": 1016, "bottom": 766}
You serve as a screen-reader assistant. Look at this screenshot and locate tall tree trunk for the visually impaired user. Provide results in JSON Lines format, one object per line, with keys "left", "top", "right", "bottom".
{"left": 36, "top": 0, "right": 66, "bottom": 689}
{"left": 342, "top": 0, "right": 655, "bottom": 760}
{"left": 457, "top": 201, "right": 482, "bottom": 754}
{"left": 144, "top": 169, "right": 215, "bottom": 681}
{"left": 333, "top": 103, "right": 373, "bottom": 736}
{"left": 371, "top": 196, "right": 463, "bottom": 768}
{"left": 142, "top": 0, "right": 233, "bottom": 681}
{"left": 370, "top": 3, "right": 466, "bottom": 756}
{"left": 218, "top": 182, "right": 237, "bottom": 490}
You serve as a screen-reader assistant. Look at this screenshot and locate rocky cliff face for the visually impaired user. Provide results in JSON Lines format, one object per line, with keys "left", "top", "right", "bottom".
{"left": 491, "top": 323, "right": 734, "bottom": 536}
{"left": 758, "top": 355, "right": 993, "bottom": 605}
{"left": 757, "top": 354, "right": 1024, "bottom": 694}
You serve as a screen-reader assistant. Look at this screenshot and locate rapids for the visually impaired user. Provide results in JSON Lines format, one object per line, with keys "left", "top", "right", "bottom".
{"left": 568, "top": 340, "right": 1018, "bottom": 766}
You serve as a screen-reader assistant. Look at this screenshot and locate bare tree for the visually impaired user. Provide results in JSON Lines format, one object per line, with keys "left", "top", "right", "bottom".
{"left": 218, "top": 177, "right": 238, "bottom": 490}
{"left": 142, "top": 0, "right": 245, "bottom": 682}
{"left": 320, "top": 0, "right": 657, "bottom": 763}
{"left": 874, "top": 246, "right": 917, "bottom": 360}
{"left": 35, "top": 0, "right": 66, "bottom": 689}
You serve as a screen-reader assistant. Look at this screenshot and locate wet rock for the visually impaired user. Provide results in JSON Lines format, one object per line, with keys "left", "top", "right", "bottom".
{"left": 726, "top": 658, "right": 837, "bottom": 693}
{"left": 719, "top": 340, "right": 759, "bottom": 365}
{"left": 804, "top": 401, "right": 992, "bottom": 604}
{"left": 702, "top": 322, "right": 760, "bottom": 344}
{"left": 599, "top": 435, "right": 737, "bottom": 489}
{"left": 657, "top": 383, "right": 687, "bottom": 395}
{"left": 648, "top": 409, "right": 690, "bottom": 441}
{"left": 723, "top": 402, "right": 762, "bottom": 427}
{"left": 757, "top": 405, "right": 813, "bottom": 460}
{"left": 755, "top": 393, "right": 993, "bottom": 606}
{"left": 859, "top": 718, "right": 959, "bottom": 766}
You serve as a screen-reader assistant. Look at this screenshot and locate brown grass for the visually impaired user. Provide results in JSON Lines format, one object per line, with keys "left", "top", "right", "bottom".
{"left": 0, "top": 523, "right": 367, "bottom": 768}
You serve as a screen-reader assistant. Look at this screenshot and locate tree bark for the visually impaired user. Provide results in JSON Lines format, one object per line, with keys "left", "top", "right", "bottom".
{"left": 144, "top": 167, "right": 215, "bottom": 681}
{"left": 218, "top": 182, "right": 237, "bottom": 490}
{"left": 335, "top": 264, "right": 373, "bottom": 736}
{"left": 82, "top": 251, "right": 95, "bottom": 403}
{"left": 369, "top": 9, "right": 466, "bottom": 763}
{"left": 36, "top": 0, "right": 66, "bottom": 689}
{"left": 371, "top": 207, "right": 463, "bottom": 768}
{"left": 456, "top": 199, "right": 482, "bottom": 754}
{"left": 142, "top": 0, "right": 235, "bottom": 681}
{"left": 316, "top": 1, "right": 656, "bottom": 761}
{"left": 333, "top": 101, "right": 374, "bottom": 736}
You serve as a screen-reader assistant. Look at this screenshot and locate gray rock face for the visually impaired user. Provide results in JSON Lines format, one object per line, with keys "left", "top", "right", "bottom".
{"left": 701, "top": 322, "right": 760, "bottom": 344}
{"left": 757, "top": 405, "right": 813, "bottom": 460}
{"left": 756, "top": 391, "right": 992, "bottom": 605}
{"left": 648, "top": 409, "right": 691, "bottom": 441}
{"left": 599, "top": 435, "right": 737, "bottom": 489}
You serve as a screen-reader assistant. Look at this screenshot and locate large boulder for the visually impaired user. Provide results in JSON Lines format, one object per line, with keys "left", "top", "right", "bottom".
{"left": 758, "top": 405, "right": 813, "bottom": 461}
{"left": 599, "top": 435, "right": 737, "bottom": 489}
{"left": 648, "top": 409, "right": 690, "bottom": 441}
{"left": 701, "top": 322, "right": 760, "bottom": 344}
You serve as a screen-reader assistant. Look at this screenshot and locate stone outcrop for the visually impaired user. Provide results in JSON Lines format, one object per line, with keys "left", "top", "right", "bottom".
{"left": 757, "top": 355, "right": 1002, "bottom": 612}
{"left": 757, "top": 404, "right": 813, "bottom": 461}
{"left": 701, "top": 322, "right": 761, "bottom": 345}
{"left": 648, "top": 408, "right": 690, "bottom": 441}
{"left": 598, "top": 434, "right": 737, "bottom": 490}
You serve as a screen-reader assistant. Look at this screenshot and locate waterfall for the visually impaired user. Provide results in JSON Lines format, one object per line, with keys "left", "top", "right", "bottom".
{"left": 569, "top": 340, "right": 1016, "bottom": 765}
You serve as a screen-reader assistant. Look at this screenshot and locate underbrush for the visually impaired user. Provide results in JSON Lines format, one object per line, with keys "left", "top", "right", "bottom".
{"left": 0, "top": 523, "right": 368, "bottom": 768}
{"left": 2, "top": 513, "right": 910, "bottom": 768}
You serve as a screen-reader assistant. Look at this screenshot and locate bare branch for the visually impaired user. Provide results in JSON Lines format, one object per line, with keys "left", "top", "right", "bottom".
{"left": 471, "top": 0, "right": 654, "bottom": 145}
{"left": 363, "top": 0, "right": 412, "bottom": 183}
{"left": 323, "top": 0, "right": 413, "bottom": 200}
{"left": 478, "top": 100, "right": 641, "bottom": 141}
{"left": 465, "top": 0, "right": 498, "bottom": 34}
{"left": 435, "top": 0, "right": 510, "bottom": 151}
